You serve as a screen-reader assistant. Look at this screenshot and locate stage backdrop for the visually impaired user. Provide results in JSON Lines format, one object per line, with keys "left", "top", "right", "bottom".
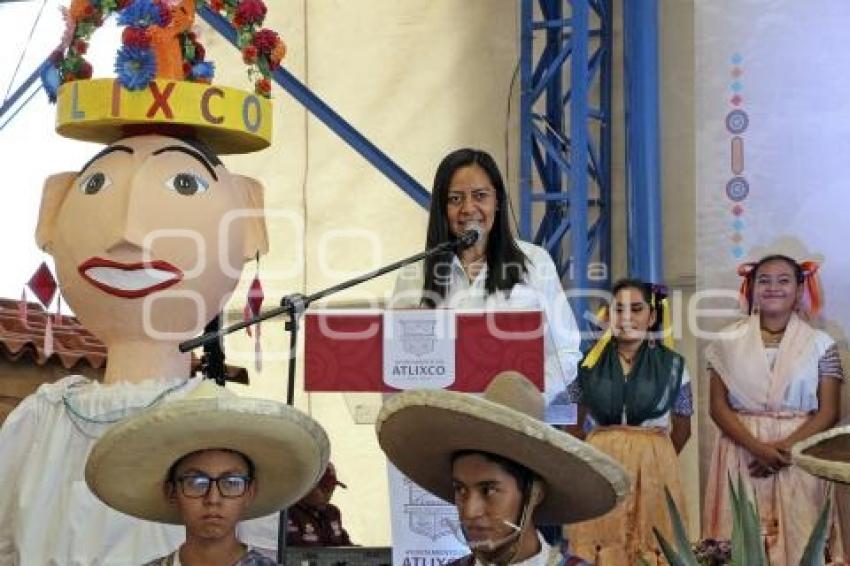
{"left": 695, "top": 0, "right": 850, "bottom": 508}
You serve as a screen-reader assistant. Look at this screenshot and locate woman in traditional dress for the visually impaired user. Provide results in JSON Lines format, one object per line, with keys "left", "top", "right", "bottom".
{"left": 702, "top": 254, "right": 845, "bottom": 565}
{"left": 564, "top": 278, "right": 693, "bottom": 565}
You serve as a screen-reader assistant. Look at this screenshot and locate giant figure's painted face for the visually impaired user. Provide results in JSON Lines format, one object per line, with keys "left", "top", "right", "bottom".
{"left": 36, "top": 135, "right": 267, "bottom": 346}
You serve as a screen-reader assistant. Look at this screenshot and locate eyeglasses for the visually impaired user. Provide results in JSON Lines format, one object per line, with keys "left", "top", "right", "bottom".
{"left": 175, "top": 474, "right": 252, "bottom": 498}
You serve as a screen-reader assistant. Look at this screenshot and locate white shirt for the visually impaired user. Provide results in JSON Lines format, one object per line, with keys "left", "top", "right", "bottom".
{"left": 392, "top": 240, "right": 582, "bottom": 417}
{"left": 472, "top": 532, "right": 558, "bottom": 566}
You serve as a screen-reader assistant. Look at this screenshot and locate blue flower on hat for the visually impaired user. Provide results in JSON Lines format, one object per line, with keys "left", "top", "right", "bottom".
{"left": 190, "top": 61, "right": 215, "bottom": 82}
{"left": 115, "top": 45, "right": 157, "bottom": 90}
{"left": 118, "top": 0, "right": 163, "bottom": 29}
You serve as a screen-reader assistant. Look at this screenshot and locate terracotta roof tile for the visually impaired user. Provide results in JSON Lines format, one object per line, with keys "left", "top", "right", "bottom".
{"left": 0, "top": 299, "right": 247, "bottom": 383}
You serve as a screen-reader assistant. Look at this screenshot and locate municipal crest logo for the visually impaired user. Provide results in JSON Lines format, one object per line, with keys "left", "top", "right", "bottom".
{"left": 398, "top": 319, "right": 437, "bottom": 357}
{"left": 403, "top": 479, "right": 461, "bottom": 542}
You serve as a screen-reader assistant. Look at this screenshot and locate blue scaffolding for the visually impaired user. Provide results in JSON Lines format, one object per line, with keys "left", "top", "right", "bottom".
{"left": 519, "top": 0, "right": 663, "bottom": 330}
{"left": 519, "top": 0, "right": 614, "bottom": 331}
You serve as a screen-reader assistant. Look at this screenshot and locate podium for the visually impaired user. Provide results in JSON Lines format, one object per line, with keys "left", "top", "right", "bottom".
{"left": 304, "top": 309, "right": 544, "bottom": 393}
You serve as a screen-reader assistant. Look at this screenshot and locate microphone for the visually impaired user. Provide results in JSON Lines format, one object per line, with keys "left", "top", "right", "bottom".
{"left": 456, "top": 225, "right": 483, "bottom": 250}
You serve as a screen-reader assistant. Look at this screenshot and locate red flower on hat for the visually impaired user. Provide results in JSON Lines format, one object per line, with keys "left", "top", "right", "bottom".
{"left": 242, "top": 44, "right": 258, "bottom": 64}
{"left": 78, "top": 60, "right": 93, "bottom": 79}
{"left": 255, "top": 77, "right": 271, "bottom": 96}
{"left": 122, "top": 26, "right": 151, "bottom": 48}
{"left": 234, "top": 0, "right": 266, "bottom": 26}
{"left": 252, "top": 28, "right": 279, "bottom": 54}
{"left": 155, "top": 1, "right": 172, "bottom": 27}
{"left": 73, "top": 39, "right": 88, "bottom": 54}
{"left": 193, "top": 42, "right": 206, "bottom": 62}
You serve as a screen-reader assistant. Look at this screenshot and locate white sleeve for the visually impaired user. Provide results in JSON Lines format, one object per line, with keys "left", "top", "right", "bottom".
{"left": 0, "top": 396, "right": 38, "bottom": 563}
{"left": 681, "top": 364, "right": 692, "bottom": 385}
{"left": 529, "top": 248, "right": 582, "bottom": 399}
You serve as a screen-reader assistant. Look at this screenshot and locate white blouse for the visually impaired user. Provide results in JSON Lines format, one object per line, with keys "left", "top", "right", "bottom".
{"left": 727, "top": 331, "right": 839, "bottom": 412}
{"left": 392, "top": 240, "right": 583, "bottom": 411}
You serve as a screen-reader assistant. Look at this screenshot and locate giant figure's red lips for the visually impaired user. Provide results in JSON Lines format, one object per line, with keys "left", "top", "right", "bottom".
{"left": 78, "top": 257, "right": 184, "bottom": 298}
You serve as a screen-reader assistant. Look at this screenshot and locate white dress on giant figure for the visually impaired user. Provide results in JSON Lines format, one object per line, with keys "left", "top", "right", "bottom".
{"left": 0, "top": 131, "right": 273, "bottom": 564}
{"left": 0, "top": 375, "right": 282, "bottom": 565}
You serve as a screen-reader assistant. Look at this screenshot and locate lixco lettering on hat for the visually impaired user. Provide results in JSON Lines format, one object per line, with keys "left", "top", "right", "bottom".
{"left": 57, "top": 79, "right": 271, "bottom": 154}
{"left": 51, "top": 0, "right": 287, "bottom": 154}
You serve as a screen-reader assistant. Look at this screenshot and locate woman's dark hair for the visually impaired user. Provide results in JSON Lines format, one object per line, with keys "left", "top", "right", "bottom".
{"left": 611, "top": 277, "right": 664, "bottom": 334}
{"left": 744, "top": 254, "right": 804, "bottom": 314}
{"left": 166, "top": 449, "right": 256, "bottom": 483}
{"left": 421, "top": 148, "right": 528, "bottom": 307}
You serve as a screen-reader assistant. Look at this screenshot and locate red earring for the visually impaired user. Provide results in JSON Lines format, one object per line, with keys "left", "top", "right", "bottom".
{"left": 243, "top": 253, "right": 264, "bottom": 372}
{"left": 25, "top": 261, "right": 60, "bottom": 357}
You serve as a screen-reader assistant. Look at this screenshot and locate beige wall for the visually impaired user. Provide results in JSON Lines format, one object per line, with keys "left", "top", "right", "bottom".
{"left": 207, "top": 0, "right": 699, "bottom": 545}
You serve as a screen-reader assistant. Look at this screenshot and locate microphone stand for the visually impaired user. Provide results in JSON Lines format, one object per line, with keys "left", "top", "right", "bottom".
{"left": 178, "top": 231, "right": 477, "bottom": 564}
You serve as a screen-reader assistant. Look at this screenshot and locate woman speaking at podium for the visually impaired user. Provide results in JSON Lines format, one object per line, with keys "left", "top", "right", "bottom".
{"left": 392, "top": 148, "right": 582, "bottom": 416}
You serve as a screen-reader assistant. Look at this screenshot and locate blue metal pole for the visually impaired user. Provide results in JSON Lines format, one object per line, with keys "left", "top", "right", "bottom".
{"left": 623, "top": 0, "right": 663, "bottom": 283}
{"left": 0, "top": 59, "right": 50, "bottom": 127}
{"left": 568, "top": 0, "right": 590, "bottom": 322}
{"left": 598, "top": 0, "right": 612, "bottom": 291}
{"left": 543, "top": 0, "right": 563, "bottom": 266}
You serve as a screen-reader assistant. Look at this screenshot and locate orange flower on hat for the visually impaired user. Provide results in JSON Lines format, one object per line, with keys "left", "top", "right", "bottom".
{"left": 270, "top": 39, "right": 286, "bottom": 68}
{"left": 68, "top": 0, "right": 93, "bottom": 22}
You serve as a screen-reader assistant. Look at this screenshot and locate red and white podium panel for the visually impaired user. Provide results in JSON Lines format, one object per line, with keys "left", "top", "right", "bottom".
{"left": 304, "top": 309, "right": 544, "bottom": 392}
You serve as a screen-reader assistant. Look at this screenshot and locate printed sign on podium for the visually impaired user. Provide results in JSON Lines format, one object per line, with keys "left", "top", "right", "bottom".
{"left": 304, "top": 309, "right": 544, "bottom": 392}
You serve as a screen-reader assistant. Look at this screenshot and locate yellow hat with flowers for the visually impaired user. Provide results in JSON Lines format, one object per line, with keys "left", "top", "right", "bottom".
{"left": 51, "top": 0, "right": 286, "bottom": 154}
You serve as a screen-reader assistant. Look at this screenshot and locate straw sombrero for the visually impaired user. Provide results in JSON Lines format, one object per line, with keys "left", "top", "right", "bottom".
{"left": 792, "top": 422, "right": 850, "bottom": 484}
{"left": 85, "top": 380, "right": 330, "bottom": 524}
{"left": 376, "top": 371, "right": 630, "bottom": 524}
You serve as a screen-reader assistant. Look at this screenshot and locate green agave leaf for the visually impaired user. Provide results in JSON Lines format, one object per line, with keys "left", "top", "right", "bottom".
{"left": 728, "top": 473, "right": 745, "bottom": 565}
{"left": 738, "top": 472, "right": 768, "bottom": 565}
{"left": 653, "top": 526, "right": 693, "bottom": 566}
{"left": 652, "top": 486, "right": 698, "bottom": 566}
{"left": 799, "top": 493, "right": 831, "bottom": 566}
{"left": 665, "top": 486, "right": 698, "bottom": 564}
{"left": 728, "top": 472, "right": 768, "bottom": 566}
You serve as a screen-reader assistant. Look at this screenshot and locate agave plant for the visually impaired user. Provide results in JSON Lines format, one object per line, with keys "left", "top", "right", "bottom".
{"left": 653, "top": 473, "right": 832, "bottom": 566}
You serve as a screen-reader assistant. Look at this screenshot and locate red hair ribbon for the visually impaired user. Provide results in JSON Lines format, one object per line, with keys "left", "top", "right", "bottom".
{"left": 737, "top": 262, "right": 757, "bottom": 313}
{"left": 799, "top": 260, "right": 822, "bottom": 318}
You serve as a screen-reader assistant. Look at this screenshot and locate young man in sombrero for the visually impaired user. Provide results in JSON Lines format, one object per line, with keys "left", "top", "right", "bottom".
{"left": 376, "top": 371, "right": 631, "bottom": 565}
{"left": 85, "top": 379, "right": 330, "bottom": 565}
